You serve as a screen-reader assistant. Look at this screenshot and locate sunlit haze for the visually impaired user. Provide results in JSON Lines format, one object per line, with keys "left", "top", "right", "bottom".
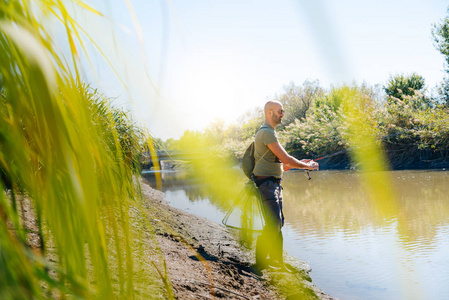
{"left": 78, "top": 0, "right": 448, "bottom": 140}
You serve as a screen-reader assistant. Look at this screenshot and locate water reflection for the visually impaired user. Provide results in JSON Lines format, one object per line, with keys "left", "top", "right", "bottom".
{"left": 141, "top": 169, "right": 246, "bottom": 219}
{"left": 282, "top": 170, "right": 449, "bottom": 249}
{"left": 282, "top": 170, "right": 449, "bottom": 300}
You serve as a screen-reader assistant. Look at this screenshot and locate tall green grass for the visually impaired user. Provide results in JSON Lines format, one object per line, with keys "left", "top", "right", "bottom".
{"left": 0, "top": 1, "right": 165, "bottom": 298}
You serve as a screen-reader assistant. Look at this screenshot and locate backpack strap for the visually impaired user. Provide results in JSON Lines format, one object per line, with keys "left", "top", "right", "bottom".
{"left": 255, "top": 148, "right": 269, "bottom": 165}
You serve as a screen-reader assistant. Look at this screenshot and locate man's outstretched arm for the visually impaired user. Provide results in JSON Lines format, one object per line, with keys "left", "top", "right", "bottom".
{"left": 267, "top": 142, "right": 319, "bottom": 170}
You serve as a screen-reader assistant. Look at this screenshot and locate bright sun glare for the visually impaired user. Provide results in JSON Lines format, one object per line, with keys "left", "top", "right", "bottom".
{"left": 165, "top": 56, "right": 260, "bottom": 132}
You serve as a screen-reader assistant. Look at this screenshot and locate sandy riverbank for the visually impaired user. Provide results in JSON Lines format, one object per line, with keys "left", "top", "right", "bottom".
{"left": 140, "top": 179, "right": 336, "bottom": 299}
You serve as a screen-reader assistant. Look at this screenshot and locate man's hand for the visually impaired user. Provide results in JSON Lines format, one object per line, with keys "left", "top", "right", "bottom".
{"left": 301, "top": 159, "right": 319, "bottom": 170}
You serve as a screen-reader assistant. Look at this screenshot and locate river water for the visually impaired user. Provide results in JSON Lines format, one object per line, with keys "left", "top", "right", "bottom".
{"left": 142, "top": 169, "right": 449, "bottom": 300}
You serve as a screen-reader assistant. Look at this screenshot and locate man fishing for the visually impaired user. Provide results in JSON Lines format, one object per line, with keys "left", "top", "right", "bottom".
{"left": 254, "top": 100, "right": 319, "bottom": 271}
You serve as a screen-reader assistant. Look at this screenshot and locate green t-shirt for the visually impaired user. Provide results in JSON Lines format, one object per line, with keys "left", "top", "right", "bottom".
{"left": 253, "top": 123, "right": 283, "bottom": 178}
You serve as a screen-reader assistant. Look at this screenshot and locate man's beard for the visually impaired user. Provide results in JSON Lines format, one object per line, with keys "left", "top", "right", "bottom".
{"left": 273, "top": 115, "right": 282, "bottom": 124}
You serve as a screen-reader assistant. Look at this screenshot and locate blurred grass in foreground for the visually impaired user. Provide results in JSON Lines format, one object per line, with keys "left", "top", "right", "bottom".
{"left": 341, "top": 86, "right": 417, "bottom": 299}
{"left": 0, "top": 1, "right": 169, "bottom": 298}
{"left": 340, "top": 86, "right": 399, "bottom": 218}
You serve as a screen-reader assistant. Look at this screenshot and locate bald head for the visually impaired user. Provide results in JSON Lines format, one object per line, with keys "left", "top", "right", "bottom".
{"left": 264, "top": 100, "right": 284, "bottom": 128}
{"left": 264, "top": 100, "right": 282, "bottom": 113}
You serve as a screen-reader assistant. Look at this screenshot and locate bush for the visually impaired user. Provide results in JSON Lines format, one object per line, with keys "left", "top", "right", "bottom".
{"left": 378, "top": 92, "right": 449, "bottom": 168}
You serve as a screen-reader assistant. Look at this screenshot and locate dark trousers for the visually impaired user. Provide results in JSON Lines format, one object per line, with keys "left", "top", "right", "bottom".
{"left": 256, "top": 179, "right": 284, "bottom": 264}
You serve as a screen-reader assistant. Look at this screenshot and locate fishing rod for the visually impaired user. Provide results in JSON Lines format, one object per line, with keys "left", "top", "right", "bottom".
{"left": 302, "top": 149, "right": 346, "bottom": 180}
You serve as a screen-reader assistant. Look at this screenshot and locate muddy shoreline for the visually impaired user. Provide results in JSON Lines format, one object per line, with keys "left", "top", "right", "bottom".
{"left": 140, "top": 180, "right": 335, "bottom": 299}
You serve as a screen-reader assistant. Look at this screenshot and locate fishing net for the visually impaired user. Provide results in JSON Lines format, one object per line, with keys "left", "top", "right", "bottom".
{"left": 222, "top": 181, "right": 265, "bottom": 234}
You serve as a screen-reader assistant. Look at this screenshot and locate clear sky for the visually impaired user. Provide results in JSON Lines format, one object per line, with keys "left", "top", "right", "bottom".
{"left": 78, "top": 0, "right": 449, "bottom": 140}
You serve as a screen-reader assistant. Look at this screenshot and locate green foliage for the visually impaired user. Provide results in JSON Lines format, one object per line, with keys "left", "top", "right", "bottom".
{"left": 436, "top": 77, "right": 449, "bottom": 105}
{"left": 384, "top": 73, "right": 427, "bottom": 106}
{"left": 204, "top": 119, "right": 228, "bottom": 144}
{"left": 281, "top": 85, "right": 378, "bottom": 166}
{"left": 281, "top": 104, "right": 347, "bottom": 159}
{"left": 237, "top": 107, "right": 264, "bottom": 140}
{"left": 314, "top": 86, "right": 345, "bottom": 113}
{"left": 432, "top": 7, "right": 449, "bottom": 105}
{"left": 0, "top": 1, "right": 165, "bottom": 299}
{"left": 88, "top": 89, "right": 145, "bottom": 172}
{"left": 274, "top": 80, "right": 324, "bottom": 129}
{"left": 379, "top": 93, "right": 449, "bottom": 151}
{"left": 186, "top": 80, "right": 449, "bottom": 170}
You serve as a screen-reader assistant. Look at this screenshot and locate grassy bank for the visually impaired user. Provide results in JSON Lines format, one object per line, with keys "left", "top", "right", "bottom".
{"left": 0, "top": 2, "right": 159, "bottom": 297}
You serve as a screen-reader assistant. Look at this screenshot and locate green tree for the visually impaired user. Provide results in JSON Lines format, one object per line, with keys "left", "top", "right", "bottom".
{"left": 432, "top": 7, "right": 449, "bottom": 105}
{"left": 237, "top": 107, "right": 264, "bottom": 140}
{"left": 432, "top": 7, "right": 449, "bottom": 69}
{"left": 274, "top": 80, "right": 324, "bottom": 130}
{"left": 384, "top": 73, "right": 428, "bottom": 108}
{"left": 315, "top": 82, "right": 381, "bottom": 113}
{"left": 436, "top": 77, "right": 449, "bottom": 105}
